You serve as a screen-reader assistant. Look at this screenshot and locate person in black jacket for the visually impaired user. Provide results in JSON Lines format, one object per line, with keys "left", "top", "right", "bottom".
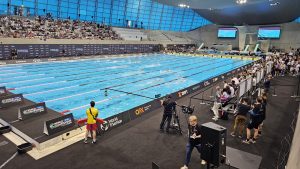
{"left": 231, "top": 97, "right": 251, "bottom": 138}
{"left": 159, "top": 95, "right": 176, "bottom": 132}
{"left": 243, "top": 97, "right": 263, "bottom": 144}
{"left": 181, "top": 115, "right": 206, "bottom": 169}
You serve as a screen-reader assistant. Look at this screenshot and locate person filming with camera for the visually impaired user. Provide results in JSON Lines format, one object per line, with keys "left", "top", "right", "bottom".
{"left": 181, "top": 115, "right": 206, "bottom": 169}
{"left": 159, "top": 95, "right": 176, "bottom": 133}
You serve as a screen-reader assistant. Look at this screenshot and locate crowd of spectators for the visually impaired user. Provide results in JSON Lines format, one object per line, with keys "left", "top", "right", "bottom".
{"left": 0, "top": 16, "right": 121, "bottom": 40}
{"left": 165, "top": 44, "right": 196, "bottom": 53}
{"left": 266, "top": 54, "right": 300, "bottom": 76}
{"left": 211, "top": 52, "right": 299, "bottom": 144}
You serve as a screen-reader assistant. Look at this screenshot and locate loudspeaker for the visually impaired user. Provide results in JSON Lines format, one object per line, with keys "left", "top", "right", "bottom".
{"left": 201, "top": 122, "right": 226, "bottom": 167}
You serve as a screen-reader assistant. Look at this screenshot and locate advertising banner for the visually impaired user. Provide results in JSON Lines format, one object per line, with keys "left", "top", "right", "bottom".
{"left": 100, "top": 112, "right": 130, "bottom": 132}
{"left": 0, "top": 94, "right": 24, "bottom": 108}
{"left": 43, "top": 113, "right": 75, "bottom": 136}
{"left": 18, "top": 102, "right": 47, "bottom": 120}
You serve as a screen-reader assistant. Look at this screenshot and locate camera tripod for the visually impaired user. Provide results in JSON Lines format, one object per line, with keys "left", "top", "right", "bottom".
{"left": 170, "top": 109, "right": 183, "bottom": 135}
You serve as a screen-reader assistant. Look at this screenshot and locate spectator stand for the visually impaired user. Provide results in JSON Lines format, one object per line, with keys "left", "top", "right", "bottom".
{"left": 189, "top": 63, "right": 267, "bottom": 115}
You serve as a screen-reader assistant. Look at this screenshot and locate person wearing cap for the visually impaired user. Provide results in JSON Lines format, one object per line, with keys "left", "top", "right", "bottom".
{"left": 159, "top": 95, "right": 176, "bottom": 133}
{"left": 84, "top": 101, "right": 99, "bottom": 144}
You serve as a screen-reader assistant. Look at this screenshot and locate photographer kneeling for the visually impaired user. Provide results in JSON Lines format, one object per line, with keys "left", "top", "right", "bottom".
{"left": 181, "top": 115, "right": 206, "bottom": 169}
{"left": 160, "top": 95, "right": 176, "bottom": 133}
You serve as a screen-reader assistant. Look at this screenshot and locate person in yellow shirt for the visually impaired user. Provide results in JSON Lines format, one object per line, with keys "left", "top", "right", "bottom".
{"left": 84, "top": 101, "right": 99, "bottom": 144}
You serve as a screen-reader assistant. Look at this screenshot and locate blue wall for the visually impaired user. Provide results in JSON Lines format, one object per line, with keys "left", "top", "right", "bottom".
{"left": 295, "top": 17, "right": 300, "bottom": 23}
{"left": 0, "top": 0, "right": 212, "bottom": 32}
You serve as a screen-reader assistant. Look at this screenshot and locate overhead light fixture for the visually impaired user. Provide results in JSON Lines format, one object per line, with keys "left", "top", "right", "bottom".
{"left": 270, "top": 2, "right": 280, "bottom": 6}
{"left": 178, "top": 3, "right": 190, "bottom": 8}
{"left": 236, "top": 0, "right": 247, "bottom": 4}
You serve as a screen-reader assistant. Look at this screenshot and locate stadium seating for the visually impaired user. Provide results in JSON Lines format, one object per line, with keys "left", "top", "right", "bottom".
{"left": 112, "top": 27, "right": 148, "bottom": 41}
{"left": 0, "top": 16, "right": 121, "bottom": 40}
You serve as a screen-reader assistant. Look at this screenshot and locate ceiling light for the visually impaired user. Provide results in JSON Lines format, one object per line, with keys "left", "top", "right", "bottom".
{"left": 270, "top": 2, "right": 280, "bottom": 6}
{"left": 178, "top": 3, "right": 190, "bottom": 8}
{"left": 236, "top": 0, "right": 247, "bottom": 4}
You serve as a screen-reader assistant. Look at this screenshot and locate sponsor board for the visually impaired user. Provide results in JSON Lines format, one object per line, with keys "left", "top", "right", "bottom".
{"left": 33, "top": 59, "right": 41, "bottom": 63}
{"left": 18, "top": 102, "right": 47, "bottom": 120}
{"left": 48, "top": 58, "right": 57, "bottom": 61}
{"left": 204, "top": 80, "right": 211, "bottom": 87}
{"left": 0, "top": 87, "right": 6, "bottom": 96}
{"left": 135, "top": 104, "right": 152, "bottom": 116}
{"left": 0, "top": 94, "right": 23, "bottom": 108}
{"left": 129, "top": 100, "right": 161, "bottom": 120}
{"left": 44, "top": 113, "right": 75, "bottom": 136}
{"left": 100, "top": 112, "right": 130, "bottom": 132}
{"left": 17, "top": 49, "right": 29, "bottom": 53}
{"left": 15, "top": 60, "right": 27, "bottom": 64}
{"left": 192, "top": 85, "right": 201, "bottom": 91}
{"left": 213, "top": 77, "right": 218, "bottom": 82}
{"left": 178, "top": 90, "right": 188, "bottom": 97}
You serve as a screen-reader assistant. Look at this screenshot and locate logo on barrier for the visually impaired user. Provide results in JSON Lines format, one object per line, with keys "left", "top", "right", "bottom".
{"left": 204, "top": 81, "right": 210, "bottom": 87}
{"left": 44, "top": 114, "right": 75, "bottom": 136}
{"left": 101, "top": 116, "right": 123, "bottom": 131}
{"left": 2, "top": 97, "right": 22, "bottom": 104}
{"left": 48, "top": 58, "right": 57, "bottom": 61}
{"left": 15, "top": 60, "right": 27, "bottom": 63}
{"left": 33, "top": 59, "right": 41, "bottom": 63}
{"left": 213, "top": 78, "right": 218, "bottom": 82}
{"left": 17, "top": 49, "right": 29, "bottom": 53}
{"left": 100, "top": 121, "right": 109, "bottom": 131}
{"left": 192, "top": 85, "right": 200, "bottom": 91}
{"left": 24, "top": 106, "right": 45, "bottom": 115}
{"left": 135, "top": 107, "right": 144, "bottom": 115}
{"left": 178, "top": 90, "right": 188, "bottom": 97}
{"left": 135, "top": 105, "right": 151, "bottom": 116}
{"left": 49, "top": 117, "right": 73, "bottom": 129}
{"left": 0, "top": 61, "right": 7, "bottom": 65}
{"left": 50, "top": 49, "right": 59, "bottom": 52}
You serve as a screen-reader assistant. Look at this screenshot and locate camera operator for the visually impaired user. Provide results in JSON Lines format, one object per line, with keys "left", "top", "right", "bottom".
{"left": 181, "top": 115, "right": 206, "bottom": 169}
{"left": 159, "top": 95, "right": 176, "bottom": 133}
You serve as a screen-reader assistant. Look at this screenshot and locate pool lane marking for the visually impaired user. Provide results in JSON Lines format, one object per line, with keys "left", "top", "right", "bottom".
{"left": 0, "top": 72, "right": 27, "bottom": 77}
{"left": 0, "top": 77, "right": 54, "bottom": 85}
{"left": 0, "top": 55, "right": 172, "bottom": 74}
{"left": 7, "top": 57, "right": 210, "bottom": 90}
{"left": 0, "top": 74, "right": 45, "bottom": 81}
{"left": 66, "top": 60, "right": 243, "bottom": 112}
{"left": 0, "top": 56, "right": 190, "bottom": 85}
{"left": 0, "top": 69, "right": 23, "bottom": 72}
{"left": 68, "top": 93, "right": 128, "bottom": 111}
{"left": 24, "top": 85, "right": 79, "bottom": 96}
{"left": 104, "top": 59, "right": 231, "bottom": 89}
{"left": 44, "top": 89, "right": 100, "bottom": 103}
{"left": 15, "top": 81, "right": 67, "bottom": 89}
{"left": 19, "top": 57, "right": 217, "bottom": 96}
{"left": 17, "top": 57, "right": 209, "bottom": 95}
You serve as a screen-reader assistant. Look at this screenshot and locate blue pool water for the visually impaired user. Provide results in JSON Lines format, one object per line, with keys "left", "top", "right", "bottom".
{"left": 0, "top": 54, "right": 252, "bottom": 119}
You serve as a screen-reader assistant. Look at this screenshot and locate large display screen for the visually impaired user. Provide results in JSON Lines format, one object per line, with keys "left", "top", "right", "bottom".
{"left": 258, "top": 27, "right": 281, "bottom": 39}
{"left": 217, "top": 28, "right": 237, "bottom": 38}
